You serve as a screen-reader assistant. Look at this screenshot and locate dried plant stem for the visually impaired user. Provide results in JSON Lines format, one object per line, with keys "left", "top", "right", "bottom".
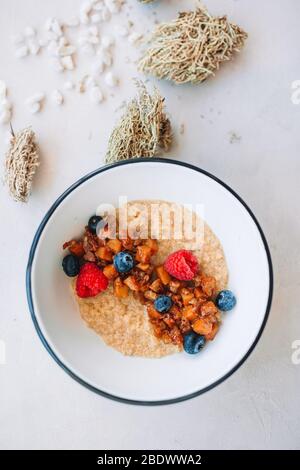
{"left": 139, "top": 7, "right": 248, "bottom": 85}
{"left": 4, "top": 127, "right": 40, "bottom": 202}
{"left": 105, "top": 81, "right": 172, "bottom": 164}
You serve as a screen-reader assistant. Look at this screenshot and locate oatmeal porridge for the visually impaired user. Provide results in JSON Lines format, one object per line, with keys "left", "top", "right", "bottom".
{"left": 61, "top": 201, "right": 236, "bottom": 358}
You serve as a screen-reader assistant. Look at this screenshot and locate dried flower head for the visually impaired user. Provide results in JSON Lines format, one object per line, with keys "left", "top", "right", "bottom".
{"left": 4, "top": 126, "right": 40, "bottom": 202}
{"left": 105, "top": 81, "right": 172, "bottom": 164}
{"left": 139, "top": 7, "right": 248, "bottom": 85}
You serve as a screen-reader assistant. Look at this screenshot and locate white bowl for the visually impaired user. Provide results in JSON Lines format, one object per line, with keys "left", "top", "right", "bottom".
{"left": 26, "top": 159, "right": 273, "bottom": 405}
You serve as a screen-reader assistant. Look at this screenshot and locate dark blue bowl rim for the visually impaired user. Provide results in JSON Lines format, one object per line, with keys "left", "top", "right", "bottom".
{"left": 26, "top": 158, "right": 273, "bottom": 406}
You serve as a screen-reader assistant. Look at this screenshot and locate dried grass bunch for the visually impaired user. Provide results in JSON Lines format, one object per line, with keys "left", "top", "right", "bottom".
{"left": 105, "top": 81, "right": 172, "bottom": 164}
{"left": 4, "top": 127, "right": 40, "bottom": 202}
{"left": 139, "top": 7, "right": 247, "bottom": 85}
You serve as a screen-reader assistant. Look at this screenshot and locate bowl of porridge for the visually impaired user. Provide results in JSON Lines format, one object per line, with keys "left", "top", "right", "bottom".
{"left": 26, "top": 159, "right": 273, "bottom": 404}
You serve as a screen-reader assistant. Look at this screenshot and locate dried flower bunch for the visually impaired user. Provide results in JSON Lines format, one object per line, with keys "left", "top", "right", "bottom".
{"left": 4, "top": 127, "right": 40, "bottom": 202}
{"left": 105, "top": 81, "right": 172, "bottom": 164}
{"left": 139, "top": 7, "right": 247, "bottom": 85}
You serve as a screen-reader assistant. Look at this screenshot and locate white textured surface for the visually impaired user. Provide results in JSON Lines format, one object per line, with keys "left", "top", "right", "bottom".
{"left": 0, "top": 0, "right": 299, "bottom": 450}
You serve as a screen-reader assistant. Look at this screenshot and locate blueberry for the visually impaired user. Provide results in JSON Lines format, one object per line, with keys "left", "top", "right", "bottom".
{"left": 154, "top": 295, "right": 173, "bottom": 313}
{"left": 216, "top": 290, "right": 237, "bottom": 311}
{"left": 88, "top": 215, "right": 103, "bottom": 235}
{"left": 184, "top": 332, "right": 206, "bottom": 354}
{"left": 62, "top": 254, "right": 80, "bottom": 277}
{"left": 113, "top": 251, "right": 134, "bottom": 273}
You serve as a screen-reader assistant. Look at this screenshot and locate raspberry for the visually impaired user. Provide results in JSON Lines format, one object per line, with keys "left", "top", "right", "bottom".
{"left": 76, "top": 263, "right": 109, "bottom": 298}
{"left": 164, "top": 250, "right": 198, "bottom": 281}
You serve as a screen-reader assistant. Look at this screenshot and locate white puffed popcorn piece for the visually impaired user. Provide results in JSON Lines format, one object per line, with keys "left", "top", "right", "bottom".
{"left": 1, "top": 99, "right": 13, "bottom": 110}
{"left": 101, "top": 35, "right": 115, "bottom": 48}
{"left": 24, "top": 26, "right": 36, "bottom": 38}
{"left": 101, "top": 7, "right": 111, "bottom": 22}
{"left": 80, "top": 12, "right": 90, "bottom": 25}
{"left": 88, "top": 25, "right": 99, "bottom": 37}
{"left": 91, "top": 13, "right": 102, "bottom": 24}
{"left": 47, "top": 40, "right": 59, "bottom": 56}
{"left": 50, "top": 57, "right": 64, "bottom": 72}
{"left": 93, "top": 1, "right": 104, "bottom": 11}
{"left": 45, "top": 31, "right": 58, "bottom": 42}
{"left": 105, "top": 0, "right": 121, "bottom": 14}
{"left": 26, "top": 92, "right": 45, "bottom": 105}
{"left": 79, "top": 28, "right": 99, "bottom": 47}
{"left": 0, "top": 109, "right": 12, "bottom": 125}
{"left": 64, "top": 80, "right": 75, "bottom": 91}
{"left": 61, "top": 55, "right": 75, "bottom": 70}
{"left": 58, "top": 45, "right": 76, "bottom": 57}
{"left": 15, "top": 45, "right": 29, "bottom": 58}
{"left": 45, "top": 17, "right": 54, "bottom": 31}
{"left": 89, "top": 86, "right": 104, "bottom": 104}
{"left": 58, "top": 37, "right": 68, "bottom": 47}
{"left": 88, "top": 35, "right": 100, "bottom": 45}
{"left": 25, "top": 93, "right": 44, "bottom": 114}
{"left": 0, "top": 81, "right": 7, "bottom": 99}
{"left": 28, "top": 102, "right": 42, "bottom": 114}
{"left": 81, "top": 1, "right": 93, "bottom": 15}
{"left": 51, "top": 19, "right": 63, "bottom": 37}
{"left": 28, "top": 40, "right": 41, "bottom": 55}
{"left": 80, "top": 1, "right": 93, "bottom": 24}
{"left": 51, "top": 89, "right": 64, "bottom": 106}
{"left": 91, "top": 58, "right": 105, "bottom": 76}
{"left": 76, "top": 79, "right": 86, "bottom": 94}
{"left": 85, "top": 75, "right": 96, "bottom": 88}
{"left": 103, "top": 52, "right": 113, "bottom": 67}
{"left": 97, "top": 48, "right": 113, "bottom": 66}
{"left": 105, "top": 71, "right": 118, "bottom": 88}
